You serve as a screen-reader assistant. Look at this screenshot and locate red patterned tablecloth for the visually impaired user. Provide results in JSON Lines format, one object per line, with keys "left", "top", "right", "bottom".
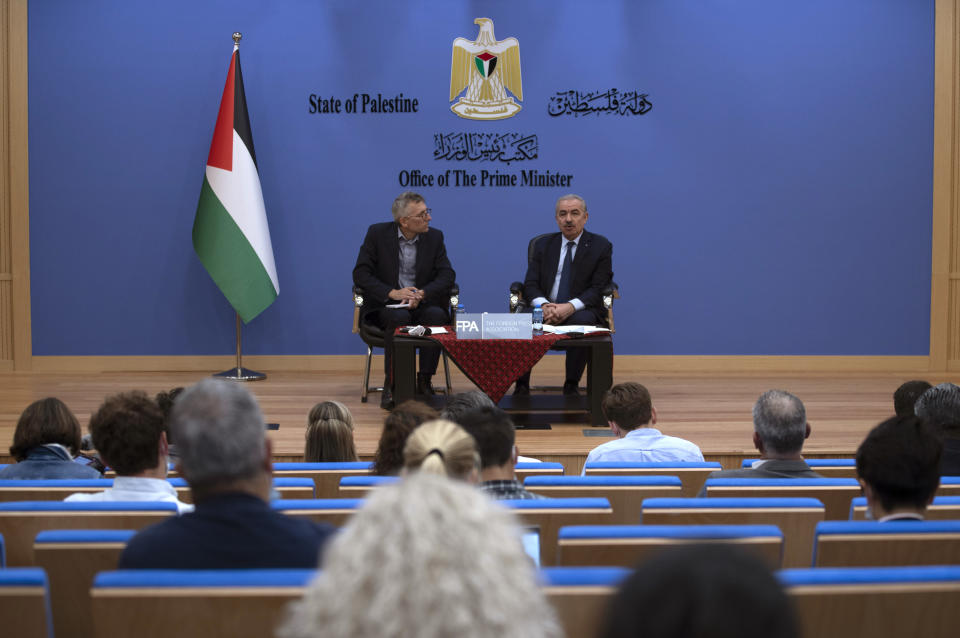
{"left": 425, "top": 331, "right": 570, "bottom": 402}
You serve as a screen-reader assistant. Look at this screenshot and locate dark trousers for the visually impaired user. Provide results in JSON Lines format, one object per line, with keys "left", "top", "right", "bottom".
{"left": 377, "top": 305, "right": 449, "bottom": 385}
{"left": 518, "top": 308, "right": 597, "bottom": 386}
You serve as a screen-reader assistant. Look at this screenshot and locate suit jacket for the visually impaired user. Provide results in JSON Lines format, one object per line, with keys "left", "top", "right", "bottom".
{"left": 523, "top": 230, "right": 613, "bottom": 325}
{"left": 352, "top": 222, "right": 455, "bottom": 313}
{"left": 118, "top": 492, "right": 334, "bottom": 569}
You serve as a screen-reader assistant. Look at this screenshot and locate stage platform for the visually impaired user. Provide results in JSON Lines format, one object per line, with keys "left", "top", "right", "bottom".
{"left": 1, "top": 362, "right": 955, "bottom": 475}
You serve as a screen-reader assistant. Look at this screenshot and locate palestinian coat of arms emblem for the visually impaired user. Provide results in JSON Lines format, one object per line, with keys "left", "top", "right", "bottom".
{"left": 449, "top": 18, "right": 523, "bottom": 120}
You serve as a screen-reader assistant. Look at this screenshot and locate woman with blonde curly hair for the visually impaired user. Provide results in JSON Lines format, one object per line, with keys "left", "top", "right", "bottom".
{"left": 402, "top": 419, "right": 480, "bottom": 482}
{"left": 303, "top": 400, "right": 359, "bottom": 462}
{"left": 279, "top": 472, "right": 561, "bottom": 638}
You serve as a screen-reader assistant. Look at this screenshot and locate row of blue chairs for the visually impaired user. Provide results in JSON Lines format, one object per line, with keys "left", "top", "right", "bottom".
{"left": 4, "top": 563, "right": 960, "bottom": 638}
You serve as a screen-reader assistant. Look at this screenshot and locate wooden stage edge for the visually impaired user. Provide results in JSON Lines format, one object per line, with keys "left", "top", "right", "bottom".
{"left": 1, "top": 355, "right": 958, "bottom": 475}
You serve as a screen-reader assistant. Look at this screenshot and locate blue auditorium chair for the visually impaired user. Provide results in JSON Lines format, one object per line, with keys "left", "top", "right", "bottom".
{"left": 0, "top": 567, "right": 54, "bottom": 638}
{"left": 167, "top": 477, "right": 315, "bottom": 503}
{"left": 641, "top": 497, "right": 824, "bottom": 568}
{"left": 849, "top": 495, "right": 960, "bottom": 520}
{"left": 271, "top": 461, "right": 374, "bottom": 499}
{"left": 338, "top": 475, "right": 399, "bottom": 497}
{"left": 501, "top": 497, "right": 614, "bottom": 566}
{"left": 557, "top": 523, "right": 784, "bottom": 568}
{"left": 939, "top": 475, "right": 960, "bottom": 497}
{"left": 271, "top": 498, "right": 364, "bottom": 527}
{"left": 703, "top": 477, "right": 860, "bottom": 520}
{"left": 812, "top": 519, "right": 960, "bottom": 567}
{"left": 540, "top": 566, "right": 630, "bottom": 638}
{"left": 0, "top": 501, "right": 176, "bottom": 566}
{"left": 523, "top": 475, "right": 682, "bottom": 523}
{"left": 740, "top": 457, "right": 857, "bottom": 479}
{"left": 583, "top": 461, "right": 723, "bottom": 497}
{"left": 91, "top": 569, "right": 315, "bottom": 638}
{"left": 34, "top": 530, "right": 135, "bottom": 638}
{"left": 514, "top": 461, "right": 565, "bottom": 481}
{"left": 0, "top": 479, "right": 114, "bottom": 502}
{"left": 780, "top": 565, "right": 960, "bottom": 637}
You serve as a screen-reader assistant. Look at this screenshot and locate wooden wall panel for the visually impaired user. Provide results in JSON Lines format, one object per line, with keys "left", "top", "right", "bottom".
{"left": 932, "top": 0, "right": 960, "bottom": 371}
{"left": 1, "top": 0, "right": 29, "bottom": 370}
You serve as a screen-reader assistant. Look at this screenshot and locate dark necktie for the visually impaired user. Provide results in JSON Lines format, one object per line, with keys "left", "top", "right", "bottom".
{"left": 556, "top": 241, "right": 575, "bottom": 303}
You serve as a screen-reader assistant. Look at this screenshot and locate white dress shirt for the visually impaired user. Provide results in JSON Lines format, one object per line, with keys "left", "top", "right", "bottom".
{"left": 64, "top": 476, "right": 194, "bottom": 513}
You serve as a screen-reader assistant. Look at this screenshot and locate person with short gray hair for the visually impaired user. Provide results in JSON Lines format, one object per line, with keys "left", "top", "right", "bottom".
{"left": 701, "top": 390, "right": 821, "bottom": 490}
{"left": 915, "top": 382, "right": 960, "bottom": 474}
{"left": 354, "top": 190, "right": 456, "bottom": 409}
{"left": 118, "top": 379, "right": 334, "bottom": 569}
{"left": 440, "top": 390, "right": 496, "bottom": 422}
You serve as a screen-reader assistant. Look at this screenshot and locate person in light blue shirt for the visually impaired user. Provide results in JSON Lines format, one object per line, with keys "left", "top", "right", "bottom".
{"left": 582, "top": 382, "right": 703, "bottom": 474}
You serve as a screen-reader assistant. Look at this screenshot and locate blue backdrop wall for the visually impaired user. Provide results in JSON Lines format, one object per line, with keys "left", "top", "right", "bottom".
{"left": 27, "top": 0, "right": 935, "bottom": 356}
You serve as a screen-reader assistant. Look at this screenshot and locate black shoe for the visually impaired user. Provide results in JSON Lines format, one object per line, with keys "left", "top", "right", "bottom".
{"left": 513, "top": 381, "right": 530, "bottom": 396}
{"left": 562, "top": 381, "right": 580, "bottom": 396}
{"left": 416, "top": 373, "right": 436, "bottom": 396}
{"left": 380, "top": 386, "right": 395, "bottom": 410}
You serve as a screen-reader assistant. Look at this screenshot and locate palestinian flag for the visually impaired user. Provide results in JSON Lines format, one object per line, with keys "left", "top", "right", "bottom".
{"left": 193, "top": 44, "right": 278, "bottom": 323}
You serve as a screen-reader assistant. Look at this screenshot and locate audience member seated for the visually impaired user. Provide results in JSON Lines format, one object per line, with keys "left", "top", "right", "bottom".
{"left": 894, "top": 380, "right": 932, "bottom": 417}
{"left": 599, "top": 544, "right": 798, "bottom": 638}
{"left": 458, "top": 406, "right": 544, "bottom": 500}
{"left": 118, "top": 379, "right": 334, "bottom": 569}
{"left": 440, "top": 390, "right": 495, "bottom": 422}
{"left": 0, "top": 398, "right": 101, "bottom": 479}
{"left": 372, "top": 400, "right": 438, "bottom": 475}
{"left": 278, "top": 472, "right": 561, "bottom": 638}
{"left": 583, "top": 382, "right": 703, "bottom": 472}
{"left": 915, "top": 382, "right": 960, "bottom": 475}
{"left": 443, "top": 392, "right": 541, "bottom": 463}
{"left": 402, "top": 419, "right": 480, "bottom": 482}
{"left": 304, "top": 400, "right": 359, "bottom": 462}
{"left": 856, "top": 415, "right": 942, "bottom": 521}
{"left": 64, "top": 391, "right": 193, "bottom": 513}
{"left": 155, "top": 386, "right": 184, "bottom": 459}
{"left": 703, "top": 389, "right": 821, "bottom": 488}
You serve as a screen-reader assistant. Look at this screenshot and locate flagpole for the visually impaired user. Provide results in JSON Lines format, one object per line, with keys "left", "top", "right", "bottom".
{"left": 214, "top": 312, "right": 266, "bottom": 381}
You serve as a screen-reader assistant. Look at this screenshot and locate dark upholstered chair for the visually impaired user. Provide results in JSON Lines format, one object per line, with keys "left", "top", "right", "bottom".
{"left": 352, "top": 283, "right": 458, "bottom": 402}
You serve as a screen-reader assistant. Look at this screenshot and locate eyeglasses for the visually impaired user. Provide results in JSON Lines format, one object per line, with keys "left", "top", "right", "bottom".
{"left": 409, "top": 208, "right": 432, "bottom": 220}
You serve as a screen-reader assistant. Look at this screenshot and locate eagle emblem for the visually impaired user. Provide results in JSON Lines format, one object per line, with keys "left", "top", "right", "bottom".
{"left": 449, "top": 18, "right": 523, "bottom": 120}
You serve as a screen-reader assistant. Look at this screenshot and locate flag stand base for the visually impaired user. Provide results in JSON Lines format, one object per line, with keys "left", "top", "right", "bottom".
{"left": 214, "top": 367, "right": 266, "bottom": 382}
{"left": 212, "top": 313, "right": 267, "bottom": 382}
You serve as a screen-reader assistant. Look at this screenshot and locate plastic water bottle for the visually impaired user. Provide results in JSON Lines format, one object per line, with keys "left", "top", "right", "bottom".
{"left": 532, "top": 304, "right": 543, "bottom": 336}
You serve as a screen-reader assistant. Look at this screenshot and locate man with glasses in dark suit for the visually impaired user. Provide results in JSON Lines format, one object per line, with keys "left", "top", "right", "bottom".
{"left": 353, "top": 191, "right": 456, "bottom": 409}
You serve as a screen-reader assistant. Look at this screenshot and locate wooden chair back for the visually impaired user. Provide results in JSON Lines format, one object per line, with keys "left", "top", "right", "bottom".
{"left": 524, "top": 475, "right": 682, "bottom": 524}
{"left": 34, "top": 529, "right": 133, "bottom": 638}
{"left": 0, "top": 501, "right": 176, "bottom": 566}
{"left": 704, "top": 478, "right": 860, "bottom": 520}
{"left": 541, "top": 567, "right": 629, "bottom": 638}
{"left": 91, "top": 570, "right": 313, "bottom": 638}
{"left": 557, "top": 523, "right": 784, "bottom": 569}
{"left": 583, "top": 462, "right": 723, "bottom": 497}
{"left": 782, "top": 566, "right": 960, "bottom": 638}
{"left": 271, "top": 498, "right": 363, "bottom": 528}
{"left": 813, "top": 520, "right": 960, "bottom": 567}
{"left": 271, "top": 462, "right": 374, "bottom": 499}
{"left": 0, "top": 568, "right": 53, "bottom": 638}
{"left": 849, "top": 495, "right": 960, "bottom": 520}
{"left": 503, "top": 498, "right": 614, "bottom": 566}
{"left": 514, "top": 462, "right": 565, "bottom": 482}
{"left": 640, "top": 497, "right": 825, "bottom": 568}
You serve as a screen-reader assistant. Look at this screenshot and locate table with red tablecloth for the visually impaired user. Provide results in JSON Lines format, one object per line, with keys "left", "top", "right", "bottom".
{"left": 391, "top": 328, "right": 614, "bottom": 425}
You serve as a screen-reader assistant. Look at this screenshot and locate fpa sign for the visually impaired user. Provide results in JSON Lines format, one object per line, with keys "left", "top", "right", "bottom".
{"left": 456, "top": 313, "right": 532, "bottom": 340}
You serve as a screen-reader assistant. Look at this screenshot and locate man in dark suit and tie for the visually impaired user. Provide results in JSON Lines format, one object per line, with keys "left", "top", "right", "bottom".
{"left": 516, "top": 194, "right": 613, "bottom": 396}
{"left": 353, "top": 191, "right": 456, "bottom": 409}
